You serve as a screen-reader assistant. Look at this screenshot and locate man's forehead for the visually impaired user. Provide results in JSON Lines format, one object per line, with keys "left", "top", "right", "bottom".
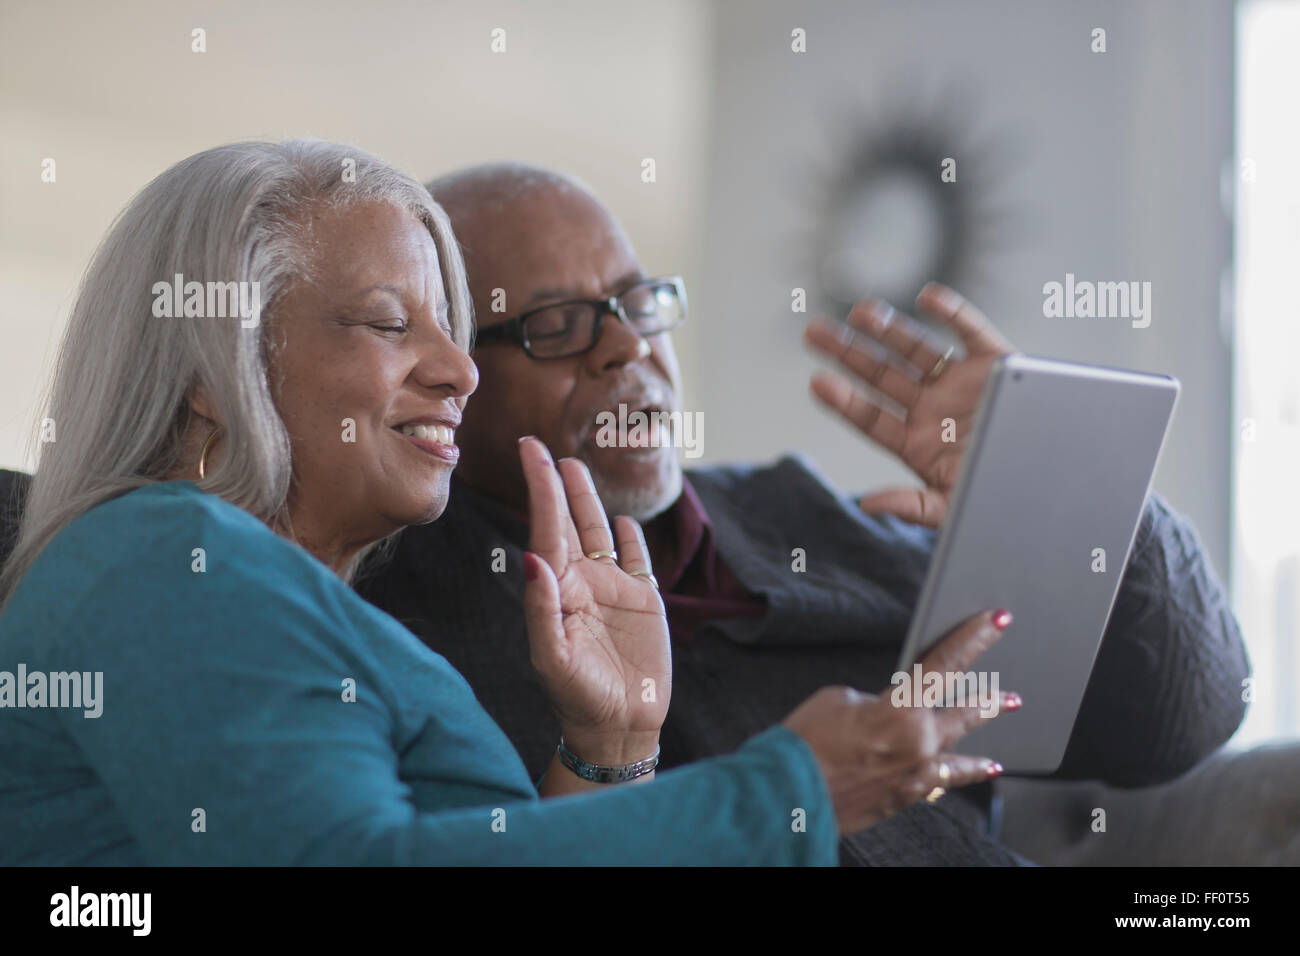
{"left": 451, "top": 188, "right": 639, "bottom": 300}
{"left": 458, "top": 186, "right": 618, "bottom": 251}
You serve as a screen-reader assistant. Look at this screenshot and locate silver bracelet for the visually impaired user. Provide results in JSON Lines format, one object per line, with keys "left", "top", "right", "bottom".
{"left": 556, "top": 737, "right": 660, "bottom": 783}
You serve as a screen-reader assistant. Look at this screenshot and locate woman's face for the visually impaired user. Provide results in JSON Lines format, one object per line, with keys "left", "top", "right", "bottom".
{"left": 269, "top": 201, "right": 478, "bottom": 566}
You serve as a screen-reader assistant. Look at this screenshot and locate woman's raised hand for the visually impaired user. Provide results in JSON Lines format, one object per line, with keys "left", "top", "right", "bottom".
{"left": 517, "top": 436, "right": 671, "bottom": 768}
{"left": 782, "top": 608, "right": 1021, "bottom": 835}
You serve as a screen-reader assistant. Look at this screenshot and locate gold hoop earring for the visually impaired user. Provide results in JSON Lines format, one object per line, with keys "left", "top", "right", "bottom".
{"left": 197, "top": 428, "right": 220, "bottom": 480}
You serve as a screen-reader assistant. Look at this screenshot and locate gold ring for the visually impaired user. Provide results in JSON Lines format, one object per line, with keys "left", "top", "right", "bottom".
{"left": 925, "top": 786, "right": 946, "bottom": 804}
{"left": 628, "top": 570, "right": 660, "bottom": 590}
{"left": 926, "top": 345, "right": 955, "bottom": 381}
{"left": 585, "top": 549, "right": 618, "bottom": 561}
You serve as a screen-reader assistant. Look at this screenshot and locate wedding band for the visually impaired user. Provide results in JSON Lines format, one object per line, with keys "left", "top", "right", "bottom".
{"left": 938, "top": 761, "right": 951, "bottom": 787}
{"left": 628, "top": 570, "right": 660, "bottom": 590}
{"left": 925, "top": 786, "right": 946, "bottom": 804}
{"left": 585, "top": 549, "right": 618, "bottom": 561}
{"left": 926, "top": 345, "right": 955, "bottom": 381}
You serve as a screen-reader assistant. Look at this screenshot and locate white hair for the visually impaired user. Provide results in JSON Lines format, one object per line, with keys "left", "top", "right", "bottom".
{"left": 0, "top": 139, "right": 472, "bottom": 604}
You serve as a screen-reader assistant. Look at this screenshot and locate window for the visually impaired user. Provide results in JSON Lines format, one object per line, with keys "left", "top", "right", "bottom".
{"left": 1231, "top": 0, "right": 1300, "bottom": 743}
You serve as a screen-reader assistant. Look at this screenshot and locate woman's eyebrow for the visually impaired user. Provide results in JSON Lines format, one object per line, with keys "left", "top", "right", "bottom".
{"left": 352, "top": 282, "right": 406, "bottom": 302}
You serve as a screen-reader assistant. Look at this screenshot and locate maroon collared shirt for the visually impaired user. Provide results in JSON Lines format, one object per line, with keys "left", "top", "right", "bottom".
{"left": 656, "top": 478, "right": 766, "bottom": 644}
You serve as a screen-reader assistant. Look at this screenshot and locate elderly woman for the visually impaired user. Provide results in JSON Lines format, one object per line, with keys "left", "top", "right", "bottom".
{"left": 0, "top": 140, "right": 1011, "bottom": 865}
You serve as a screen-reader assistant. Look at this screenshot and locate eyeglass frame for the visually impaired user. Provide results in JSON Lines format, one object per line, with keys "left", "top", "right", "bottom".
{"left": 472, "top": 275, "right": 688, "bottom": 359}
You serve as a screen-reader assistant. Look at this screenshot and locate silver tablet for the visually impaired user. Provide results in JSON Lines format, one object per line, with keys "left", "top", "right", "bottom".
{"left": 894, "top": 354, "right": 1180, "bottom": 774}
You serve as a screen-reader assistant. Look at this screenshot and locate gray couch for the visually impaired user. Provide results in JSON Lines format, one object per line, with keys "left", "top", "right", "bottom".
{"left": 999, "top": 740, "right": 1300, "bottom": 865}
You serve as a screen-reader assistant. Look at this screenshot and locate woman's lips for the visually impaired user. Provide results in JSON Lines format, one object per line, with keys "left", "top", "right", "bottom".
{"left": 394, "top": 423, "right": 459, "bottom": 463}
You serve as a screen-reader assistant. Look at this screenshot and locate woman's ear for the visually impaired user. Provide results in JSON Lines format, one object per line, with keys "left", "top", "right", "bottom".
{"left": 186, "top": 385, "right": 221, "bottom": 426}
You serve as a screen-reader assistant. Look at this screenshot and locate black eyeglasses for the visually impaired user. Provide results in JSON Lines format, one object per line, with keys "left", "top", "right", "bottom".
{"left": 473, "top": 276, "right": 687, "bottom": 359}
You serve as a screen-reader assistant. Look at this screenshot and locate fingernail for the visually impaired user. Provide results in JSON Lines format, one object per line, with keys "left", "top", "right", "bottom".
{"left": 867, "top": 300, "right": 895, "bottom": 326}
{"left": 925, "top": 284, "right": 961, "bottom": 312}
{"left": 992, "top": 608, "right": 1013, "bottom": 630}
{"left": 523, "top": 551, "right": 539, "bottom": 582}
{"left": 517, "top": 434, "right": 534, "bottom": 445}
{"left": 986, "top": 761, "right": 1004, "bottom": 777}
{"left": 1003, "top": 693, "right": 1023, "bottom": 712}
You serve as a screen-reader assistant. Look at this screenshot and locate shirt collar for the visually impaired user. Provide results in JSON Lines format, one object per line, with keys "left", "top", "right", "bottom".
{"left": 657, "top": 476, "right": 713, "bottom": 592}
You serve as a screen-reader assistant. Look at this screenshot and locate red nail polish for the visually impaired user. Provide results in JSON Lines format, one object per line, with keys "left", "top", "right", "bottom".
{"left": 1003, "top": 693, "right": 1023, "bottom": 712}
{"left": 987, "top": 762, "right": 1004, "bottom": 777}
{"left": 992, "top": 608, "right": 1013, "bottom": 630}
{"left": 524, "top": 551, "right": 539, "bottom": 582}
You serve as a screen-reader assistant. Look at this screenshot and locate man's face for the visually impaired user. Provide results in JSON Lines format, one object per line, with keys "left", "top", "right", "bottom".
{"left": 450, "top": 187, "right": 683, "bottom": 520}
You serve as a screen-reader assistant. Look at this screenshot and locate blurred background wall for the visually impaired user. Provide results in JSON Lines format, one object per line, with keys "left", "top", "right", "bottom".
{"left": 697, "top": 0, "right": 1233, "bottom": 572}
{"left": 3, "top": 0, "right": 1293, "bottom": 740}
{"left": 0, "top": 0, "right": 715, "bottom": 474}
{"left": 0, "top": 0, "right": 1233, "bottom": 562}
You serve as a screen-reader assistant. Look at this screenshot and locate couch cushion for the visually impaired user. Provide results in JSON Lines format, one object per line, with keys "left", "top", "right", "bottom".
{"left": 998, "top": 741, "right": 1300, "bottom": 865}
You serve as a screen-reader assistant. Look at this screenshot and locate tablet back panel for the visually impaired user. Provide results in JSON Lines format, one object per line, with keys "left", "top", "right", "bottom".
{"left": 895, "top": 354, "right": 1179, "bottom": 774}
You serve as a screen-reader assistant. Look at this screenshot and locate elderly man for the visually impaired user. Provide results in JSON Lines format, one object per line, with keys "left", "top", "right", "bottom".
{"left": 349, "top": 162, "right": 1249, "bottom": 866}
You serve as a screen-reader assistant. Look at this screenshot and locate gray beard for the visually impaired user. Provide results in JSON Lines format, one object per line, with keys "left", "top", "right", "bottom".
{"left": 589, "top": 460, "right": 683, "bottom": 523}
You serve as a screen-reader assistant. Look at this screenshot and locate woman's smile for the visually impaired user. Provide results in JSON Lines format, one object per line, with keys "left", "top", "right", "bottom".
{"left": 394, "top": 420, "right": 460, "bottom": 463}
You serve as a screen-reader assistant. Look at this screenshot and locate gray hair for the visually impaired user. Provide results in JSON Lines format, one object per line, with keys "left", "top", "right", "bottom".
{"left": 0, "top": 139, "right": 472, "bottom": 604}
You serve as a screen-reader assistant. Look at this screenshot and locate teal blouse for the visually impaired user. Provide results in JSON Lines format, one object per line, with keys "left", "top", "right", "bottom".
{"left": 0, "top": 482, "right": 837, "bottom": 865}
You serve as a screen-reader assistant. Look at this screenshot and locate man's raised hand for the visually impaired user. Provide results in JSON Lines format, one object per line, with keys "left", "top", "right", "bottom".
{"left": 803, "top": 282, "right": 1015, "bottom": 528}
